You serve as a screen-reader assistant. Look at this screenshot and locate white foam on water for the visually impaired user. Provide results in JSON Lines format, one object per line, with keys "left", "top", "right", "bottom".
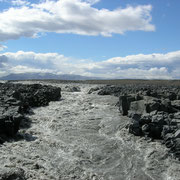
{"left": 0, "top": 81, "right": 180, "bottom": 179}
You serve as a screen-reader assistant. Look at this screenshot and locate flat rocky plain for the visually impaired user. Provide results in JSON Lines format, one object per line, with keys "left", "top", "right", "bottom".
{"left": 0, "top": 80, "right": 180, "bottom": 180}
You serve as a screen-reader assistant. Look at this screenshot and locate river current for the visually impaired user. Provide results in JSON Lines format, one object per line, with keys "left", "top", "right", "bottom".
{"left": 0, "top": 81, "right": 180, "bottom": 180}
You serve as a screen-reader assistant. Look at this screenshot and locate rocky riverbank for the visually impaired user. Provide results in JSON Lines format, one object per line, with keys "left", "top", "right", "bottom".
{"left": 94, "top": 84, "right": 180, "bottom": 160}
{"left": 0, "top": 82, "right": 61, "bottom": 143}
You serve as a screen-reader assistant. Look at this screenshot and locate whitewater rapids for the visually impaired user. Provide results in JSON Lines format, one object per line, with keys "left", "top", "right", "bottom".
{"left": 0, "top": 81, "right": 180, "bottom": 180}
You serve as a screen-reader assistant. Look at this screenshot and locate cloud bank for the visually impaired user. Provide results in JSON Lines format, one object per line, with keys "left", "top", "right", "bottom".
{"left": 0, "top": 54, "right": 8, "bottom": 68}
{"left": 0, "top": 0, "right": 155, "bottom": 41}
{"left": 0, "top": 50, "right": 180, "bottom": 79}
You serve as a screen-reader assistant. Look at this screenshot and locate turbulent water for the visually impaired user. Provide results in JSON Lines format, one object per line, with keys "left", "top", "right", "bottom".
{"left": 0, "top": 81, "right": 180, "bottom": 180}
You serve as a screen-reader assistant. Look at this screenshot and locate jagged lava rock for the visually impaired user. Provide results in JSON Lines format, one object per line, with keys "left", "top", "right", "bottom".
{"left": 64, "top": 85, "right": 81, "bottom": 92}
{"left": 115, "top": 84, "right": 180, "bottom": 159}
{"left": 0, "top": 82, "right": 61, "bottom": 143}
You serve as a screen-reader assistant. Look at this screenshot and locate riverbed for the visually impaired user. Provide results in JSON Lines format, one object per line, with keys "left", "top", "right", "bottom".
{"left": 0, "top": 81, "right": 180, "bottom": 180}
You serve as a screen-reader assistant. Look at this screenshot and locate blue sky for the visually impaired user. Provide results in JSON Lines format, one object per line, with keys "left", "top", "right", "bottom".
{"left": 0, "top": 0, "right": 180, "bottom": 79}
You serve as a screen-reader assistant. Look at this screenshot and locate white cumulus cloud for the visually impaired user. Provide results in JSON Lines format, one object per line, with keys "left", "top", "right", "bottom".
{"left": 0, "top": 50, "right": 180, "bottom": 79}
{"left": 0, "top": 0, "right": 155, "bottom": 41}
{"left": 10, "top": 65, "right": 55, "bottom": 74}
{"left": 11, "top": 0, "right": 30, "bottom": 6}
{"left": 84, "top": 0, "right": 100, "bottom": 5}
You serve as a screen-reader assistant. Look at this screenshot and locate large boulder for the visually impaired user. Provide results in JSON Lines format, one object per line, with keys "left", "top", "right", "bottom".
{"left": 171, "top": 100, "right": 180, "bottom": 110}
{"left": 129, "top": 100, "right": 146, "bottom": 115}
{"left": 64, "top": 85, "right": 81, "bottom": 92}
{"left": 88, "top": 87, "right": 101, "bottom": 94}
{"left": 119, "top": 94, "right": 142, "bottom": 116}
{"left": 0, "top": 115, "right": 22, "bottom": 137}
{"left": 119, "top": 95, "right": 130, "bottom": 116}
{"left": 144, "top": 98, "right": 161, "bottom": 113}
{"left": 129, "top": 120, "right": 142, "bottom": 136}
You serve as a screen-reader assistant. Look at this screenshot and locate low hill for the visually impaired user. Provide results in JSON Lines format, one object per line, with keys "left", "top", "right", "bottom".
{"left": 0, "top": 73, "right": 100, "bottom": 81}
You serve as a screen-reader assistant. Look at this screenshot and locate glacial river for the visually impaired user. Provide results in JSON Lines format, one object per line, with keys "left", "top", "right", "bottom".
{"left": 0, "top": 82, "right": 180, "bottom": 180}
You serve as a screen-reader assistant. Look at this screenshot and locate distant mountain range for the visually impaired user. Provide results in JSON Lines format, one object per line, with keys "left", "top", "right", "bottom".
{"left": 0, "top": 73, "right": 101, "bottom": 81}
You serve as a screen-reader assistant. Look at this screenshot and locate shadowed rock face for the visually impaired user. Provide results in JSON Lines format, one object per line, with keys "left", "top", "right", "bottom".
{"left": 0, "top": 82, "right": 61, "bottom": 143}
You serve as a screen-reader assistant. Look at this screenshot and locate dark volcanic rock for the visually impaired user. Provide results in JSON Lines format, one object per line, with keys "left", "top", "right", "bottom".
{"left": 98, "top": 85, "right": 122, "bottom": 96}
{"left": 119, "top": 95, "right": 130, "bottom": 116}
{"left": 171, "top": 100, "right": 180, "bottom": 110}
{"left": 119, "top": 94, "right": 142, "bottom": 116}
{"left": 114, "top": 84, "right": 180, "bottom": 160}
{"left": 0, "top": 82, "right": 61, "bottom": 143}
{"left": 88, "top": 87, "right": 101, "bottom": 94}
{"left": 0, "top": 115, "right": 22, "bottom": 137}
{"left": 64, "top": 85, "right": 81, "bottom": 92}
{"left": 0, "top": 168, "right": 25, "bottom": 180}
{"left": 13, "top": 83, "right": 61, "bottom": 107}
